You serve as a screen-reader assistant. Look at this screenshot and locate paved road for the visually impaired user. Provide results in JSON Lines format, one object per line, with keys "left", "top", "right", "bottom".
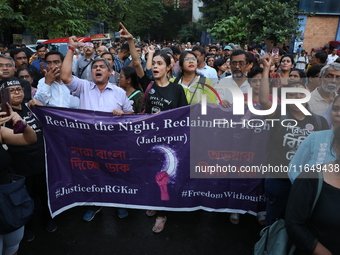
{"left": 19, "top": 207, "right": 263, "bottom": 255}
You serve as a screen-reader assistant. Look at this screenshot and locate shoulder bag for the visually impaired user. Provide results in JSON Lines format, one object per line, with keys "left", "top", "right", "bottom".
{"left": 0, "top": 174, "right": 34, "bottom": 234}
{"left": 254, "top": 173, "right": 323, "bottom": 255}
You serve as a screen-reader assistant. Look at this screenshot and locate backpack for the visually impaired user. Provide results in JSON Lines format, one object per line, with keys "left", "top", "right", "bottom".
{"left": 253, "top": 174, "right": 323, "bottom": 255}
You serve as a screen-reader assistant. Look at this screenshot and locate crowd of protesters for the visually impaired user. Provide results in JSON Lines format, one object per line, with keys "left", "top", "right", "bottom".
{"left": 1, "top": 22, "right": 340, "bottom": 254}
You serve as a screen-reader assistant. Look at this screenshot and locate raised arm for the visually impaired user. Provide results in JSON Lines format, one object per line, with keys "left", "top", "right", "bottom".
{"left": 61, "top": 36, "right": 82, "bottom": 84}
{"left": 118, "top": 23, "right": 144, "bottom": 78}
{"left": 259, "top": 53, "right": 276, "bottom": 118}
{"left": 145, "top": 45, "right": 156, "bottom": 75}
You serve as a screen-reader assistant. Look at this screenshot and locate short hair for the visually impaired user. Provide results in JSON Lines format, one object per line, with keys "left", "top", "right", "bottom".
{"left": 280, "top": 54, "right": 294, "bottom": 65}
{"left": 10, "top": 48, "right": 27, "bottom": 59}
{"left": 306, "top": 65, "right": 322, "bottom": 78}
{"left": 192, "top": 45, "right": 206, "bottom": 56}
{"left": 210, "top": 46, "right": 218, "bottom": 51}
{"left": 36, "top": 44, "right": 47, "bottom": 51}
{"left": 16, "top": 67, "right": 34, "bottom": 78}
{"left": 247, "top": 66, "right": 264, "bottom": 79}
{"left": 45, "top": 51, "right": 64, "bottom": 62}
{"left": 315, "top": 50, "right": 328, "bottom": 64}
{"left": 169, "top": 46, "right": 181, "bottom": 55}
{"left": 0, "top": 54, "right": 15, "bottom": 66}
{"left": 213, "top": 58, "right": 226, "bottom": 72}
{"left": 120, "top": 43, "right": 130, "bottom": 52}
{"left": 101, "top": 52, "right": 114, "bottom": 60}
{"left": 290, "top": 68, "right": 306, "bottom": 79}
{"left": 320, "top": 62, "right": 340, "bottom": 77}
{"left": 179, "top": 51, "right": 198, "bottom": 69}
{"left": 91, "top": 58, "right": 112, "bottom": 71}
{"left": 230, "top": 50, "right": 249, "bottom": 64}
{"left": 286, "top": 80, "right": 306, "bottom": 88}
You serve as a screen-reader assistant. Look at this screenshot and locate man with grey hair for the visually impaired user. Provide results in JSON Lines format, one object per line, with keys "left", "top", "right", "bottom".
{"left": 61, "top": 36, "right": 133, "bottom": 222}
{"left": 96, "top": 45, "right": 108, "bottom": 57}
{"left": 308, "top": 62, "right": 340, "bottom": 116}
{"left": 61, "top": 36, "right": 133, "bottom": 114}
{"left": 0, "top": 54, "right": 31, "bottom": 102}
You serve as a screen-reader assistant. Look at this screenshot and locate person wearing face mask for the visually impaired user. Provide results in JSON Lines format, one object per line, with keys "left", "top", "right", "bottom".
{"left": 308, "top": 63, "right": 340, "bottom": 116}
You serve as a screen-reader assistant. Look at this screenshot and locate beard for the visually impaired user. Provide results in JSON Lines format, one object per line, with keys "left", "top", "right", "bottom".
{"left": 321, "top": 81, "right": 339, "bottom": 93}
{"left": 232, "top": 71, "right": 244, "bottom": 79}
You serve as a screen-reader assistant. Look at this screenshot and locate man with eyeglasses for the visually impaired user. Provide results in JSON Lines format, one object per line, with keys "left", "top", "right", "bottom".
{"left": 96, "top": 45, "right": 108, "bottom": 57}
{"left": 215, "top": 50, "right": 251, "bottom": 107}
{"left": 30, "top": 51, "right": 79, "bottom": 108}
{"left": 310, "top": 50, "right": 327, "bottom": 67}
{"left": 1, "top": 77, "right": 57, "bottom": 241}
{"left": 308, "top": 62, "right": 340, "bottom": 116}
{"left": 0, "top": 54, "right": 32, "bottom": 102}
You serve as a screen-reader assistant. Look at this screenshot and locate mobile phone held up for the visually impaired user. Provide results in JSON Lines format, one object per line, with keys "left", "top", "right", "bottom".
{"left": 1, "top": 88, "right": 12, "bottom": 116}
{"left": 272, "top": 48, "right": 279, "bottom": 58}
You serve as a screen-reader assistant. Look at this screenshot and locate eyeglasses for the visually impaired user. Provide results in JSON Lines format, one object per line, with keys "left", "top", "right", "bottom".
{"left": 184, "top": 57, "right": 198, "bottom": 62}
{"left": 231, "top": 62, "right": 247, "bottom": 67}
{"left": 0, "top": 63, "right": 13, "bottom": 68}
{"left": 9, "top": 88, "right": 24, "bottom": 94}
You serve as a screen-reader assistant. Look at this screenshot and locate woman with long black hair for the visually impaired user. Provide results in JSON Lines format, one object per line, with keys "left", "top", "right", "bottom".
{"left": 119, "top": 23, "right": 187, "bottom": 233}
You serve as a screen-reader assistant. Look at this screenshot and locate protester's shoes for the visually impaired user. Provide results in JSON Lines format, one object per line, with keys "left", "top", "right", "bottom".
{"left": 46, "top": 220, "right": 57, "bottom": 232}
{"left": 117, "top": 208, "right": 129, "bottom": 219}
{"left": 152, "top": 216, "right": 167, "bottom": 233}
{"left": 146, "top": 210, "right": 157, "bottom": 217}
{"left": 23, "top": 229, "right": 35, "bottom": 242}
{"left": 83, "top": 207, "right": 102, "bottom": 222}
{"left": 230, "top": 213, "right": 240, "bottom": 225}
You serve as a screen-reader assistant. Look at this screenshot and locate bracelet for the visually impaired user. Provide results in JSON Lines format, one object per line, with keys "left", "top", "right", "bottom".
{"left": 13, "top": 120, "right": 27, "bottom": 134}
{"left": 68, "top": 46, "right": 76, "bottom": 52}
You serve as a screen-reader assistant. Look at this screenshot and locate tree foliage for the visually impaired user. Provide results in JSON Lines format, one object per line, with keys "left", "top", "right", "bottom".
{"left": 0, "top": 0, "right": 24, "bottom": 30}
{"left": 2, "top": 0, "right": 169, "bottom": 41}
{"left": 207, "top": 17, "right": 249, "bottom": 45}
{"left": 18, "top": 0, "right": 118, "bottom": 38}
{"left": 177, "top": 22, "right": 203, "bottom": 43}
{"left": 200, "top": 0, "right": 303, "bottom": 45}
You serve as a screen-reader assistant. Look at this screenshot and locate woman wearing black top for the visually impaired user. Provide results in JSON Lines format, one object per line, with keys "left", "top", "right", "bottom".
{"left": 118, "top": 23, "right": 188, "bottom": 233}
{"left": 0, "top": 79, "right": 36, "bottom": 255}
{"left": 286, "top": 126, "right": 340, "bottom": 255}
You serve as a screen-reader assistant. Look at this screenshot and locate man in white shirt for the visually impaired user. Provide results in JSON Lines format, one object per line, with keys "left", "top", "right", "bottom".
{"left": 192, "top": 45, "right": 218, "bottom": 84}
{"left": 30, "top": 51, "right": 80, "bottom": 108}
{"left": 309, "top": 63, "right": 340, "bottom": 116}
{"left": 215, "top": 50, "right": 251, "bottom": 107}
{"left": 327, "top": 48, "right": 339, "bottom": 64}
{"left": 295, "top": 50, "right": 308, "bottom": 71}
